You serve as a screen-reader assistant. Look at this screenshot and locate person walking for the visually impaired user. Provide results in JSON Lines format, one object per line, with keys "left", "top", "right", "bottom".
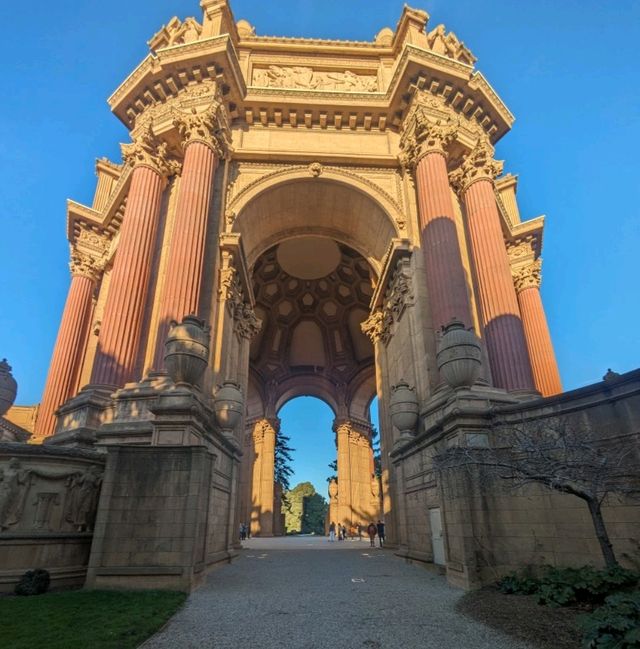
{"left": 329, "top": 521, "right": 336, "bottom": 542}
{"left": 367, "top": 522, "right": 377, "bottom": 548}
{"left": 376, "top": 520, "right": 385, "bottom": 547}
{"left": 342, "top": 524, "right": 348, "bottom": 541}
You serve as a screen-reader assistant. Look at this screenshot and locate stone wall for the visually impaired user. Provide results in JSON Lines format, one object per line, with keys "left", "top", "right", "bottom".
{"left": 86, "top": 444, "right": 236, "bottom": 592}
{"left": 0, "top": 443, "right": 105, "bottom": 593}
{"left": 393, "top": 369, "right": 640, "bottom": 589}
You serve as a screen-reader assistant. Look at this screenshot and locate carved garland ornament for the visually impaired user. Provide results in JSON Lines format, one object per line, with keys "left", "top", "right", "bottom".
{"left": 361, "top": 258, "right": 414, "bottom": 345}
{"left": 219, "top": 262, "right": 262, "bottom": 340}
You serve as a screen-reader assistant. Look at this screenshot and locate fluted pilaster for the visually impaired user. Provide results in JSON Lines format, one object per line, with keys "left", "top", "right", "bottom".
{"left": 463, "top": 177, "right": 534, "bottom": 391}
{"left": 513, "top": 261, "right": 562, "bottom": 396}
{"left": 153, "top": 141, "right": 217, "bottom": 367}
{"left": 36, "top": 273, "right": 96, "bottom": 438}
{"left": 415, "top": 152, "right": 473, "bottom": 329}
{"left": 91, "top": 165, "right": 166, "bottom": 386}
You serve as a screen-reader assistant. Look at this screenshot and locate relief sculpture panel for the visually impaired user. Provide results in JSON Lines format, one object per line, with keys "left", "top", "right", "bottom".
{"left": 252, "top": 65, "right": 379, "bottom": 92}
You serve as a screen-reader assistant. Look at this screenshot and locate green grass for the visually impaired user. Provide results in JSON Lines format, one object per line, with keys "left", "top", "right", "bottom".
{"left": 0, "top": 589, "right": 187, "bottom": 649}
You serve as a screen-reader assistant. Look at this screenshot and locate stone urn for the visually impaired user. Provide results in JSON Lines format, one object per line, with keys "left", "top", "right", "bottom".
{"left": 371, "top": 476, "right": 381, "bottom": 499}
{"left": 328, "top": 479, "right": 338, "bottom": 501}
{"left": 0, "top": 359, "right": 17, "bottom": 416}
{"left": 213, "top": 381, "right": 244, "bottom": 433}
{"left": 164, "top": 315, "right": 211, "bottom": 388}
{"left": 436, "top": 319, "right": 482, "bottom": 389}
{"left": 389, "top": 379, "right": 419, "bottom": 437}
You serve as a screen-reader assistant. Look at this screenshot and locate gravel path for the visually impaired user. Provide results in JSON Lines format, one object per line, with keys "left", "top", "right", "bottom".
{"left": 143, "top": 537, "right": 532, "bottom": 649}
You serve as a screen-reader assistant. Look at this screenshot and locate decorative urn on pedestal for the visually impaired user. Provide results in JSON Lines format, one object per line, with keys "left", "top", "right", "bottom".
{"left": 164, "top": 315, "right": 211, "bottom": 388}
{"left": 389, "top": 379, "right": 419, "bottom": 442}
{"left": 213, "top": 381, "right": 244, "bottom": 435}
{"left": 0, "top": 359, "right": 17, "bottom": 416}
{"left": 436, "top": 319, "right": 482, "bottom": 389}
{"left": 328, "top": 479, "right": 338, "bottom": 502}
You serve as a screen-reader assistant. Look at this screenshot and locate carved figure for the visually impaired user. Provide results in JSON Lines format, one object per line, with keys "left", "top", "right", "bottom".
{"left": 64, "top": 466, "right": 103, "bottom": 532}
{"left": 0, "top": 458, "right": 32, "bottom": 531}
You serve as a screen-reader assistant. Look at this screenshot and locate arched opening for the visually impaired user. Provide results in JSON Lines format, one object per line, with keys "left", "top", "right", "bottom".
{"left": 277, "top": 396, "right": 335, "bottom": 535}
{"left": 230, "top": 175, "right": 400, "bottom": 542}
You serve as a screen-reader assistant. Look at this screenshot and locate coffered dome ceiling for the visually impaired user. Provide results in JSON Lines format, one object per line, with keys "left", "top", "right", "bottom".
{"left": 250, "top": 238, "right": 375, "bottom": 387}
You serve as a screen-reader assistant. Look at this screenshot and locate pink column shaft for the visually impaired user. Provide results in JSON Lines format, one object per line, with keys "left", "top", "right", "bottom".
{"left": 154, "top": 141, "right": 217, "bottom": 367}
{"left": 518, "top": 287, "right": 562, "bottom": 396}
{"left": 415, "top": 152, "right": 473, "bottom": 329}
{"left": 464, "top": 179, "right": 534, "bottom": 391}
{"left": 91, "top": 165, "right": 165, "bottom": 386}
{"left": 36, "top": 274, "right": 95, "bottom": 437}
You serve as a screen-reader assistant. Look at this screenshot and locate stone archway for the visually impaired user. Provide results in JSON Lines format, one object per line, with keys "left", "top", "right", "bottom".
{"left": 238, "top": 238, "right": 381, "bottom": 536}
{"left": 223, "top": 173, "right": 402, "bottom": 537}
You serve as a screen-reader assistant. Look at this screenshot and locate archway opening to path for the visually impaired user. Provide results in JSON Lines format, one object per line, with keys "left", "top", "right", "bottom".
{"left": 239, "top": 236, "right": 384, "bottom": 537}
{"left": 277, "top": 396, "right": 335, "bottom": 535}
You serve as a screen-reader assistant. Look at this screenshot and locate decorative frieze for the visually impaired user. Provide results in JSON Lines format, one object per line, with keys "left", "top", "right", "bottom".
{"left": 252, "top": 65, "right": 379, "bottom": 92}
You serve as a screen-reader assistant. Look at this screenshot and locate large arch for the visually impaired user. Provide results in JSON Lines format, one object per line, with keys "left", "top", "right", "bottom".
{"left": 230, "top": 173, "right": 401, "bottom": 273}
{"left": 233, "top": 175, "right": 396, "bottom": 536}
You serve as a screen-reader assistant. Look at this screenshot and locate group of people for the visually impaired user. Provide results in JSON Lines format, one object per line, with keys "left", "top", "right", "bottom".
{"left": 328, "top": 520, "right": 385, "bottom": 547}
{"left": 239, "top": 522, "right": 250, "bottom": 541}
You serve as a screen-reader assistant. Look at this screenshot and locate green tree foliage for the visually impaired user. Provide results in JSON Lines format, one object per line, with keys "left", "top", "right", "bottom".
{"left": 371, "top": 426, "right": 382, "bottom": 478}
{"left": 326, "top": 459, "right": 337, "bottom": 483}
{"left": 274, "top": 433, "right": 295, "bottom": 492}
{"left": 284, "top": 482, "right": 328, "bottom": 534}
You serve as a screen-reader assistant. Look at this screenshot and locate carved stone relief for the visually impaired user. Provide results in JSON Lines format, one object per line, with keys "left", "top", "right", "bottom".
{"left": 252, "top": 65, "right": 378, "bottom": 92}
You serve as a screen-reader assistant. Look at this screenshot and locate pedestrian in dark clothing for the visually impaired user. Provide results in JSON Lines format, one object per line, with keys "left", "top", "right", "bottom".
{"left": 376, "top": 520, "right": 385, "bottom": 547}
{"left": 367, "top": 522, "right": 377, "bottom": 548}
{"left": 342, "top": 525, "right": 347, "bottom": 541}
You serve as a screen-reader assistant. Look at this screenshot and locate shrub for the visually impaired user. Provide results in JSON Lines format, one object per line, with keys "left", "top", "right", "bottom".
{"left": 579, "top": 591, "right": 640, "bottom": 649}
{"left": 497, "top": 565, "right": 639, "bottom": 607}
{"left": 14, "top": 569, "right": 51, "bottom": 596}
{"left": 536, "top": 566, "right": 638, "bottom": 608}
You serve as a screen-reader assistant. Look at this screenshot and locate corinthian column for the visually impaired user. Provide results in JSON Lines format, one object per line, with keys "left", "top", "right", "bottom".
{"left": 35, "top": 250, "right": 103, "bottom": 438}
{"left": 250, "top": 418, "right": 277, "bottom": 536}
{"left": 512, "top": 260, "right": 562, "bottom": 396}
{"left": 401, "top": 106, "right": 472, "bottom": 329}
{"left": 153, "top": 99, "right": 229, "bottom": 367}
{"left": 91, "top": 126, "right": 173, "bottom": 387}
{"left": 451, "top": 138, "right": 535, "bottom": 392}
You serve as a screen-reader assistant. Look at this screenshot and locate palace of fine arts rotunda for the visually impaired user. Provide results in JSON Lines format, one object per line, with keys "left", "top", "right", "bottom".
{"left": 1, "top": 0, "right": 638, "bottom": 594}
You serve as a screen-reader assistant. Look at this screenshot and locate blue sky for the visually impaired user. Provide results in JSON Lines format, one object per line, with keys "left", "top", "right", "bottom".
{"left": 1, "top": 1, "right": 638, "bottom": 493}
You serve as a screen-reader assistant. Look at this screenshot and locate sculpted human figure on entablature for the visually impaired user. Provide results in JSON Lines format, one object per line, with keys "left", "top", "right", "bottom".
{"left": 148, "top": 16, "right": 202, "bottom": 51}
{"left": 426, "top": 24, "right": 476, "bottom": 65}
{"left": 448, "top": 135, "right": 504, "bottom": 194}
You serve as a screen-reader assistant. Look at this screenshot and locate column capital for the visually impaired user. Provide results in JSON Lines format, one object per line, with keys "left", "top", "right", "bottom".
{"left": 69, "top": 248, "right": 105, "bottom": 282}
{"left": 120, "top": 124, "right": 179, "bottom": 178}
{"left": 512, "top": 259, "right": 542, "bottom": 293}
{"left": 172, "top": 97, "right": 232, "bottom": 158}
{"left": 449, "top": 135, "right": 504, "bottom": 194}
{"left": 399, "top": 108, "right": 459, "bottom": 172}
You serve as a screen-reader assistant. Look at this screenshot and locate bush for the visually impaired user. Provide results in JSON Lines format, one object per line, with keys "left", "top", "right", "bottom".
{"left": 497, "top": 565, "right": 639, "bottom": 607}
{"left": 14, "top": 569, "right": 51, "bottom": 596}
{"left": 579, "top": 591, "right": 640, "bottom": 649}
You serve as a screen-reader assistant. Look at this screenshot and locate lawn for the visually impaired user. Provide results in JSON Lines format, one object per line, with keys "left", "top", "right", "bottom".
{"left": 0, "top": 589, "right": 187, "bottom": 649}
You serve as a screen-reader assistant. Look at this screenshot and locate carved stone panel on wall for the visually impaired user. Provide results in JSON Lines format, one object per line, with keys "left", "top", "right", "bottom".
{"left": 252, "top": 66, "right": 379, "bottom": 92}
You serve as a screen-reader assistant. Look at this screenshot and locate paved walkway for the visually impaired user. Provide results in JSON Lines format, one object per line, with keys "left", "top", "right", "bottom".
{"left": 143, "top": 537, "right": 531, "bottom": 649}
